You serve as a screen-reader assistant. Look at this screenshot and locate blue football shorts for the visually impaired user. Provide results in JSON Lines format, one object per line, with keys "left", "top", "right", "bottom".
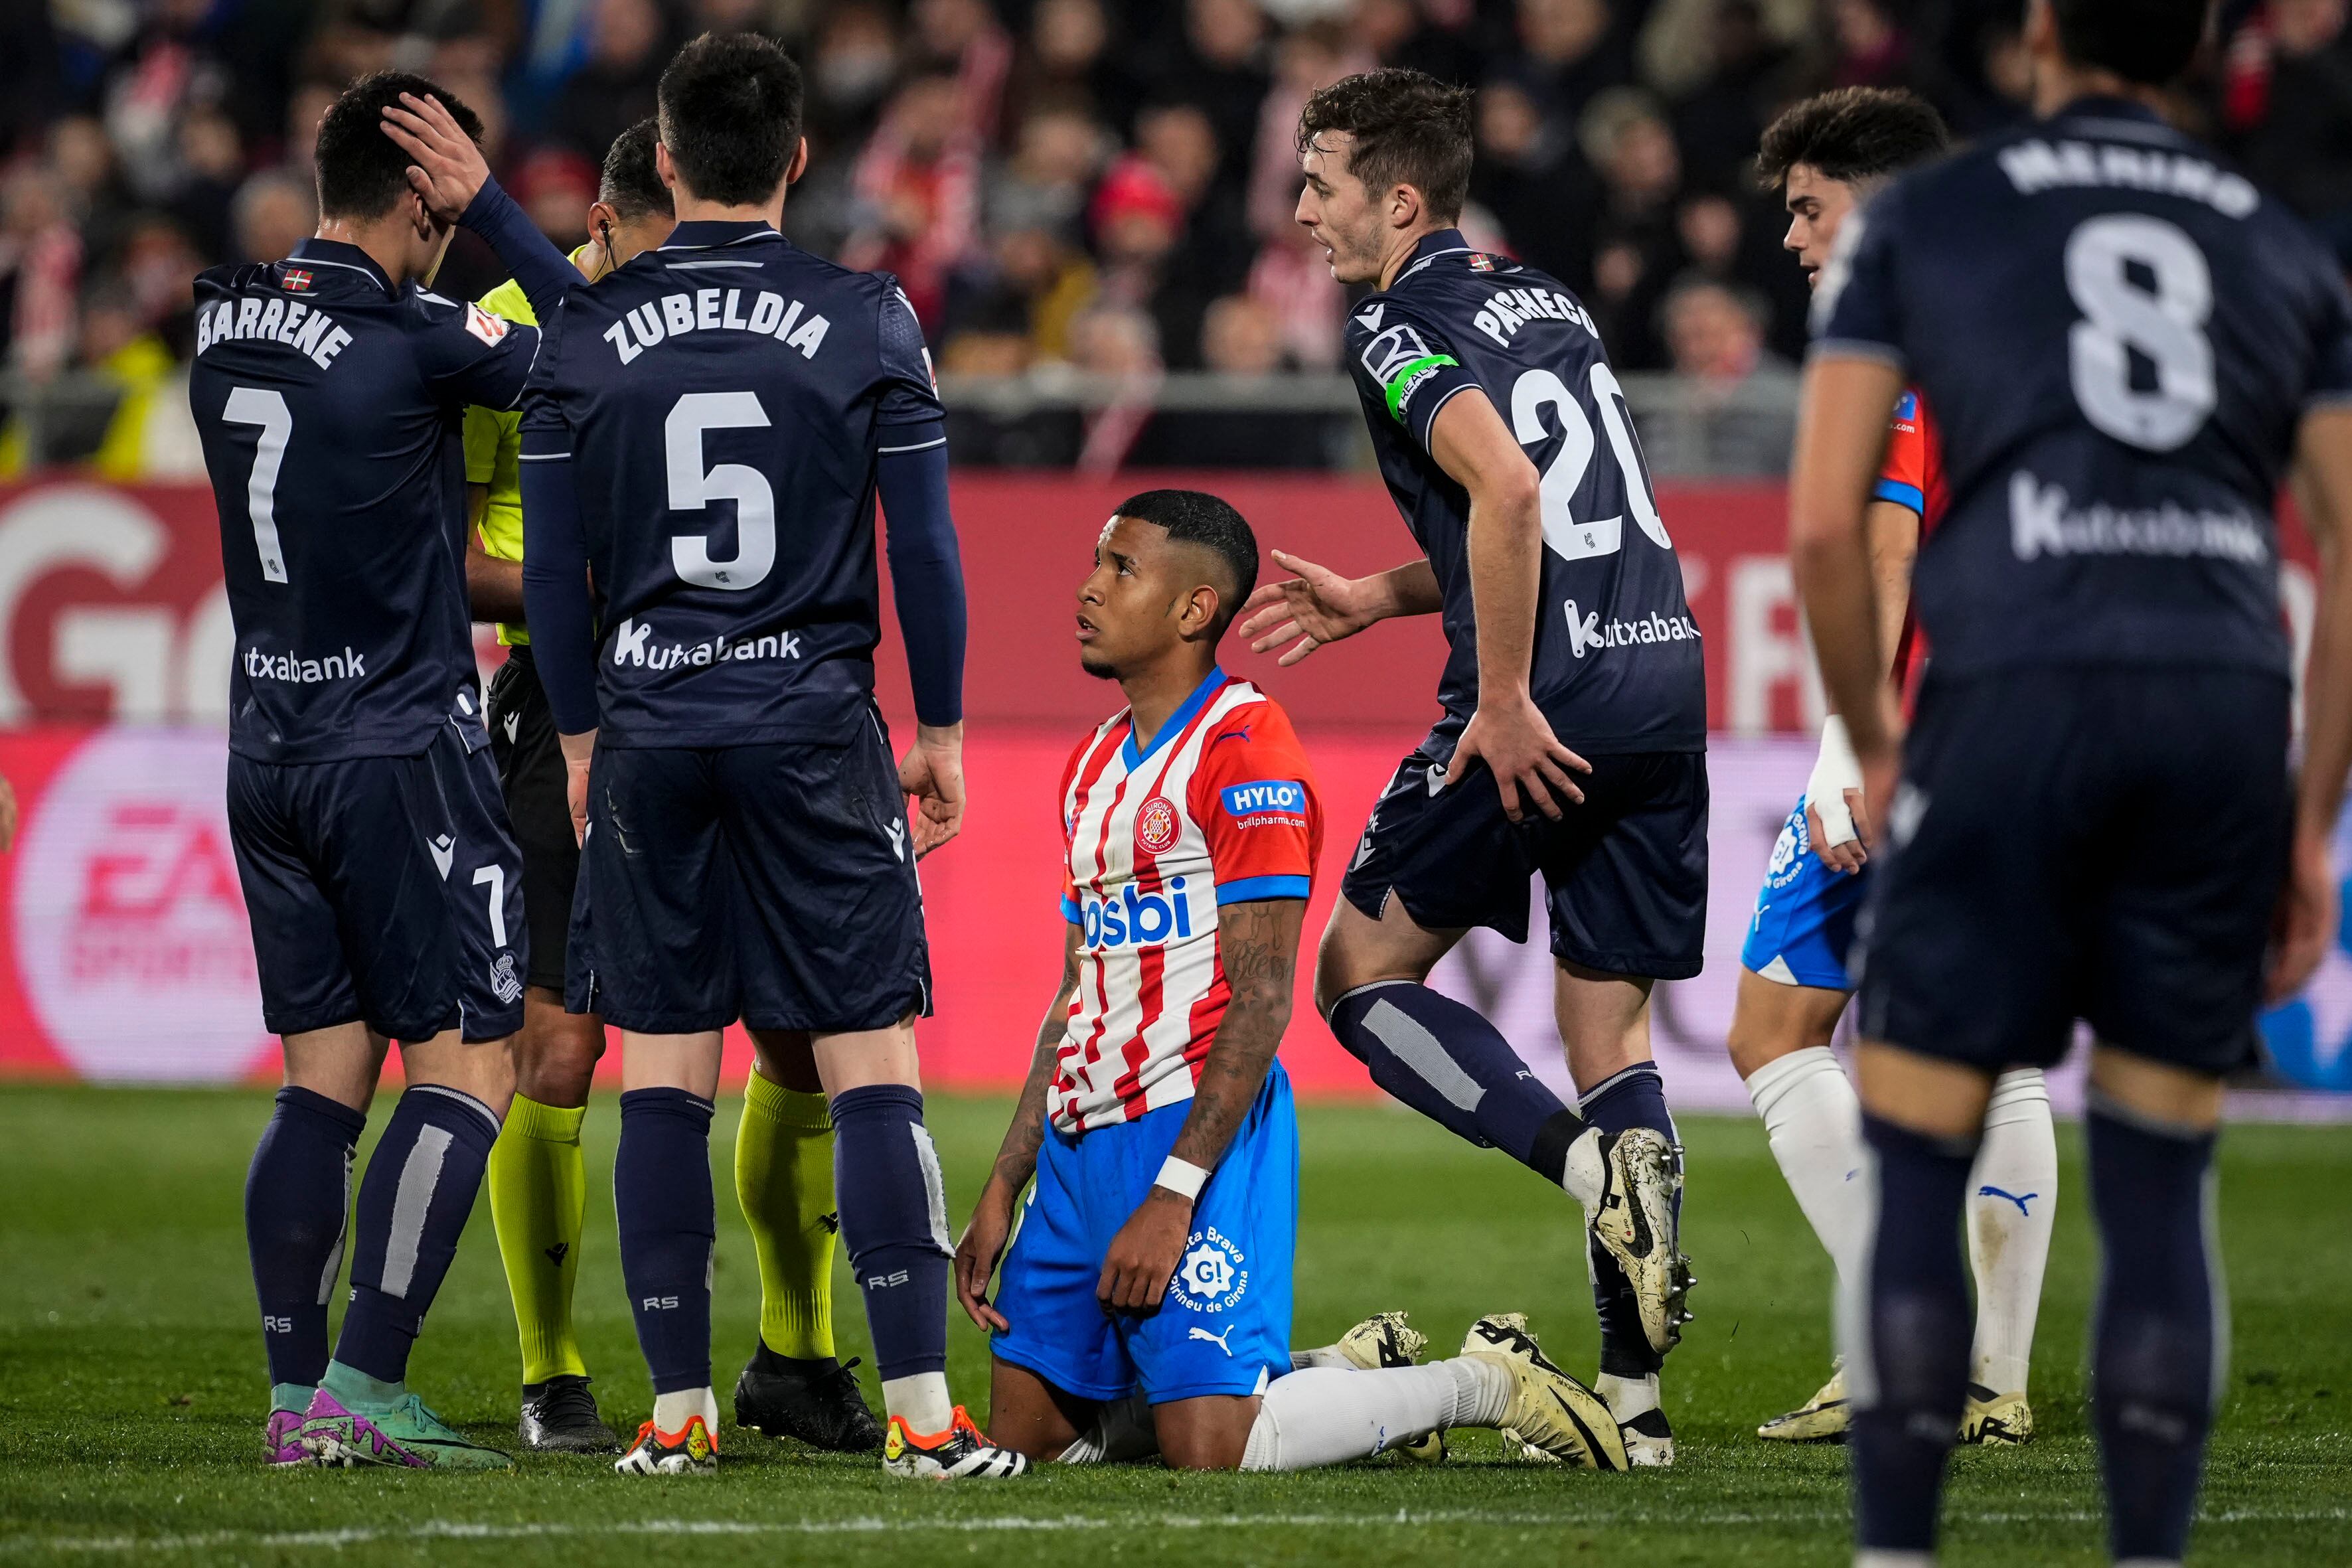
{"left": 1740, "top": 795, "right": 1869, "bottom": 991}
{"left": 991, "top": 1063, "right": 1297, "bottom": 1405}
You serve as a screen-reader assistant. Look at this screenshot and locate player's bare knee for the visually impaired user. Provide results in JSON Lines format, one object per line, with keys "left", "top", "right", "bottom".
{"left": 512, "top": 990, "right": 603, "bottom": 1106}
{"left": 1726, "top": 970, "right": 1843, "bottom": 1080}
{"left": 1151, "top": 1398, "right": 1256, "bottom": 1470}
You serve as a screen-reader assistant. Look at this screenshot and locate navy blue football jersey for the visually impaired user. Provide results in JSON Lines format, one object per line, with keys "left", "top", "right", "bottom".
{"left": 518, "top": 219, "right": 943, "bottom": 747}
{"left": 189, "top": 239, "right": 541, "bottom": 763}
{"left": 1816, "top": 97, "right": 2352, "bottom": 678}
{"left": 1344, "top": 230, "right": 1705, "bottom": 753}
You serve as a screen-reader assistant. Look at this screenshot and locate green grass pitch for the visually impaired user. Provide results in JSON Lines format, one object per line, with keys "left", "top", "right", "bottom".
{"left": 1, "top": 1085, "right": 2347, "bottom": 1565}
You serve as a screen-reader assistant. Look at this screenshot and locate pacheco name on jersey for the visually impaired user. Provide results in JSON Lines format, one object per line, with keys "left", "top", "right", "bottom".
{"left": 609, "top": 615, "right": 804, "bottom": 672}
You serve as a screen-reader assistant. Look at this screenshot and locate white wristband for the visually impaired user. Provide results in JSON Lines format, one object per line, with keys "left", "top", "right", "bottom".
{"left": 1154, "top": 1156, "right": 1210, "bottom": 1200}
{"left": 1806, "top": 714, "right": 1864, "bottom": 847}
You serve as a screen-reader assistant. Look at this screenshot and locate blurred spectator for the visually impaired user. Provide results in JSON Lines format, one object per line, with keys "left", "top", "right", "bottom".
{"left": 1137, "top": 102, "right": 1255, "bottom": 293}
{"left": 1016, "top": 0, "right": 1147, "bottom": 123}
{"left": 515, "top": 147, "right": 600, "bottom": 249}
{"left": 1642, "top": 274, "right": 1796, "bottom": 475}
{"left": 78, "top": 275, "right": 204, "bottom": 481}
{"left": 1246, "top": 221, "right": 1346, "bottom": 369}
{"left": 1247, "top": 21, "right": 1372, "bottom": 239}
{"left": 230, "top": 170, "right": 317, "bottom": 265}
{"left": 548, "top": 0, "right": 670, "bottom": 159}
{"left": 0, "top": 167, "right": 82, "bottom": 384}
{"left": 1068, "top": 300, "right": 1164, "bottom": 471}
{"left": 908, "top": 0, "right": 1015, "bottom": 144}
{"left": 1470, "top": 77, "right": 1599, "bottom": 287}
{"left": 844, "top": 72, "right": 984, "bottom": 330}
{"left": 1161, "top": 0, "right": 1274, "bottom": 189}
{"left": 805, "top": 3, "right": 902, "bottom": 148}
{"left": 2223, "top": 0, "right": 2352, "bottom": 264}
{"left": 1129, "top": 291, "right": 1342, "bottom": 465}
{"left": 1502, "top": 0, "right": 1633, "bottom": 135}
{"left": 1583, "top": 88, "right": 1686, "bottom": 368}
{"left": 169, "top": 105, "right": 246, "bottom": 261}
{"left": 1089, "top": 151, "right": 1222, "bottom": 370}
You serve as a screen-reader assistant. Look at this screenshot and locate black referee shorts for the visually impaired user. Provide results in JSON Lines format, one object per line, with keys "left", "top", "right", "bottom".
{"left": 485, "top": 646, "right": 580, "bottom": 996}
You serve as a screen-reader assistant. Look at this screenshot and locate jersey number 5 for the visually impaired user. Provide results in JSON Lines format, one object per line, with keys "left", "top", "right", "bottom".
{"left": 666, "top": 391, "right": 777, "bottom": 591}
{"left": 2065, "top": 214, "right": 2215, "bottom": 452}
{"left": 221, "top": 386, "right": 292, "bottom": 584}
{"left": 1510, "top": 364, "right": 1672, "bottom": 562}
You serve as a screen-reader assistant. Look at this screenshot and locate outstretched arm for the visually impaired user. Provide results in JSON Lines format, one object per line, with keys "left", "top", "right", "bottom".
{"left": 955, "top": 922, "right": 1081, "bottom": 1330}
{"left": 381, "top": 92, "right": 574, "bottom": 325}
{"left": 1238, "top": 552, "right": 1440, "bottom": 666}
{"left": 1096, "top": 898, "right": 1303, "bottom": 1313}
{"left": 2272, "top": 406, "right": 2352, "bottom": 1000}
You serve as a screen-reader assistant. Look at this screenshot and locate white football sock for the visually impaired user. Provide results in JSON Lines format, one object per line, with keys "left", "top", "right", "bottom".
{"left": 1055, "top": 1392, "right": 1157, "bottom": 1464}
{"left": 1967, "top": 1067, "right": 2057, "bottom": 1397}
{"left": 1853, "top": 1552, "right": 1933, "bottom": 1567}
{"left": 651, "top": 1385, "right": 717, "bottom": 1436}
{"left": 1240, "top": 1360, "right": 1508, "bottom": 1470}
{"left": 882, "top": 1372, "right": 955, "bottom": 1435}
{"left": 1595, "top": 1370, "right": 1660, "bottom": 1421}
{"left": 1747, "top": 1046, "right": 1870, "bottom": 1283}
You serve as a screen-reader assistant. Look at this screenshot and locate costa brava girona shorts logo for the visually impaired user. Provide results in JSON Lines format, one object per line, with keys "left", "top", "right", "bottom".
{"left": 1135, "top": 795, "right": 1180, "bottom": 854}
{"left": 1174, "top": 1226, "right": 1249, "bottom": 1312}
{"left": 15, "top": 730, "right": 271, "bottom": 1081}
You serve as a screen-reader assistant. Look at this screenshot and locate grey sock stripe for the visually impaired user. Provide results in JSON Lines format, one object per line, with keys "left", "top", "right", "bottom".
{"left": 317, "top": 1148, "right": 353, "bottom": 1306}
{"left": 911, "top": 1123, "right": 953, "bottom": 1255}
{"left": 1324, "top": 978, "right": 1415, "bottom": 1020}
{"left": 408, "top": 1081, "right": 501, "bottom": 1138}
{"left": 379, "top": 1125, "right": 453, "bottom": 1299}
{"left": 1362, "top": 998, "right": 1486, "bottom": 1113}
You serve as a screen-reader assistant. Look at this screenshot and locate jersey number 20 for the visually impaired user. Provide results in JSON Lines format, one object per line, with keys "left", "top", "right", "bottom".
{"left": 2065, "top": 214, "right": 2215, "bottom": 452}
{"left": 1510, "top": 363, "right": 1672, "bottom": 562}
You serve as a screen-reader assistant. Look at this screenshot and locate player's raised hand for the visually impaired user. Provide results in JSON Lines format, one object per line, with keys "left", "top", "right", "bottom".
{"left": 1445, "top": 692, "right": 1591, "bottom": 823}
{"left": 2268, "top": 823, "right": 2338, "bottom": 1004}
{"left": 380, "top": 92, "right": 488, "bottom": 222}
{"left": 953, "top": 1178, "right": 1017, "bottom": 1332}
{"left": 900, "top": 722, "right": 965, "bottom": 858}
{"left": 1238, "top": 549, "right": 1383, "bottom": 666}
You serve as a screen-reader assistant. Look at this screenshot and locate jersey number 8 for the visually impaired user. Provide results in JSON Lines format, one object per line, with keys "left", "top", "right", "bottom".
{"left": 1510, "top": 363, "right": 1672, "bottom": 564}
{"left": 2065, "top": 213, "right": 2215, "bottom": 453}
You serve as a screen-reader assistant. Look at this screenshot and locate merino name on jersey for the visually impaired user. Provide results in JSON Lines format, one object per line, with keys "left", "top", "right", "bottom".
{"left": 1052, "top": 672, "right": 1322, "bottom": 1135}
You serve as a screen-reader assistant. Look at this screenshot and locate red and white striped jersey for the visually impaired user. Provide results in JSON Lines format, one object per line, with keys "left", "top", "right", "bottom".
{"left": 1052, "top": 669, "right": 1322, "bottom": 1135}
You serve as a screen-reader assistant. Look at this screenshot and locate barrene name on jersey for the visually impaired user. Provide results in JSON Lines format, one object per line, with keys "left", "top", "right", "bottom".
{"left": 195, "top": 294, "right": 354, "bottom": 369}
{"left": 601, "top": 285, "right": 832, "bottom": 364}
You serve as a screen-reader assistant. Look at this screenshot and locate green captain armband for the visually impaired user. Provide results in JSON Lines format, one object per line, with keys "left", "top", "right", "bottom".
{"left": 1383, "top": 354, "right": 1460, "bottom": 424}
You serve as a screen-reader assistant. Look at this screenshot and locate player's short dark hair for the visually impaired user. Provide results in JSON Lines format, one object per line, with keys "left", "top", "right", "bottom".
{"left": 315, "top": 71, "right": 485, "bottom": 222}
{"left": 1117, "top": 489, "right": 1259, "bottom": 630}
{"left": 657, "top": 33, "right": 804, "bottom": 208}
{"left": 1296, "top": 68, "right": 1474, "bottom": 225}
{"left": 599, "top": 119, "right": 672, "bottom": 220}
{"left": 2051, "top": 0, "right": 2207, "bottom": 86}
{"left": 1755, "top": 87, "right": 1949, "bottom": 191}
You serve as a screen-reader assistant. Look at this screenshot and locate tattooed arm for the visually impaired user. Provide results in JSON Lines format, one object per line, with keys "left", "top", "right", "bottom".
{"left": 954, "top": 919, "right": 1082, "bottom": 1330}
{"left": 1096, "top": 898, "right": 1304, "bottom": 1313}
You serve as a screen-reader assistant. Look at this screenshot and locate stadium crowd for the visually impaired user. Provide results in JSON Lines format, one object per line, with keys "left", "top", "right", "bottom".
{"left": 2, "top": 0, "right": 2349, "bottom": 473}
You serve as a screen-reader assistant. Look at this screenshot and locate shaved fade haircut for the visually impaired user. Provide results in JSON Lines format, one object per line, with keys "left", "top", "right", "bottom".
{"left": 1115, "top": 489, "right": 1260, "bottom": 633}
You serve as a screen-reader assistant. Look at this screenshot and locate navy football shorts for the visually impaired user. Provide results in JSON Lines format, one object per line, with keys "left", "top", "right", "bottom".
{"left": 566, "top": 706, "right": 931, "bottom": 1034}
{"left": 486, "top": 647, "right": 577, "bottom": 995}
{"left": 1852, "top": 666, "right": 2290, "bottom": 1077}
{"left": 1340, "top": 716, "right": 1709, "bottom": 979}
{"left": 228, "top": 719, "right": 527, "bottom": 1044}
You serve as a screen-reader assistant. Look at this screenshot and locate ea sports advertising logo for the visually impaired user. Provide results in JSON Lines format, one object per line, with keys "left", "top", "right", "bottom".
{"left": 14, "top": 730, "right": 271, "bottom": 1080}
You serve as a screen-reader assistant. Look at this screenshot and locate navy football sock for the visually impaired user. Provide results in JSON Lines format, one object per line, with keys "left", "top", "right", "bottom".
{"left": 614, "top": 1087, "right": 717, "bottom": 1395}
{"left": 332, "top": 1084, "right": 501, "bottom": 1387}
{"left": 1327, "top": 980, "right": 1588, "bottom": 1185}
{"left": 244, "top": 1085, "right": 364, "bottom": 1401}
{"left": 2087, "top": 1095, "right": 2221, "bottom": 1565}
{"left": 1850, "top": 1113, "right": 1977, "bottom": 1556}
{"left": 1581, "top": 1063, "right": 1676, "bottom": 1378}
{"left": 830, "top": 1084, "right": 951, "bottom": 1381}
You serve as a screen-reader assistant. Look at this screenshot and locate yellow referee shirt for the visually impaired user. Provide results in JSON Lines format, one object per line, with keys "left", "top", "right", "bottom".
{"left": 463, "top": 244, "right": 593, "bottom": 645}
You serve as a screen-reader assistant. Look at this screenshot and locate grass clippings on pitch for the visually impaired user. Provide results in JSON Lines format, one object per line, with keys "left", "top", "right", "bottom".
{"left": 0, "top": 1086, "right": 2347, "bottom": 1566}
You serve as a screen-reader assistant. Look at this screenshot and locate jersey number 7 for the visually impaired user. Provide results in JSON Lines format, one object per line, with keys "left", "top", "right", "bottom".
{"left": 220, "top": 386, "right": 293, "bottom": 584}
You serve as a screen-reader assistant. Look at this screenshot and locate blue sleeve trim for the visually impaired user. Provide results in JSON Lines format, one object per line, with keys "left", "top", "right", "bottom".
{"left": 1059, "top": 896, "right": 1082, "bottom": 923}
{"left": 877, "top": 426, "right": 966, "bottom": 727}
{"left": 1871, "top": 479, "right": 1925, "bottom": 514}
{"left": 1216, "top": 874, "right": 1311, "bottom": 905}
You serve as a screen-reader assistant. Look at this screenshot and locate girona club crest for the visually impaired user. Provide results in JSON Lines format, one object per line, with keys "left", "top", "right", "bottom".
{"left": 1135, "top": 795, "right": 1180, "bottom": 855}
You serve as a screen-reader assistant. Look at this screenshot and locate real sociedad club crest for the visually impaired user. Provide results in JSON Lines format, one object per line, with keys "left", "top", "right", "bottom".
{"left": 1136, "top": 795, "right": 1180, "bottom": 854}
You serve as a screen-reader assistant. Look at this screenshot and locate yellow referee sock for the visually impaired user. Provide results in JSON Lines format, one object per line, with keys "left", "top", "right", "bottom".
{"left": 735, "top": 1067, "right": 838, "bottom": 1361}
{"left": 487, "top": 1093, "right": 590, "bottom": 1385}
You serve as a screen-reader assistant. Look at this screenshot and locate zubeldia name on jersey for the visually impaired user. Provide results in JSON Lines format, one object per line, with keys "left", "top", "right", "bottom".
{"left": 601, "top": 286, "right": 832, "bottom": 363}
